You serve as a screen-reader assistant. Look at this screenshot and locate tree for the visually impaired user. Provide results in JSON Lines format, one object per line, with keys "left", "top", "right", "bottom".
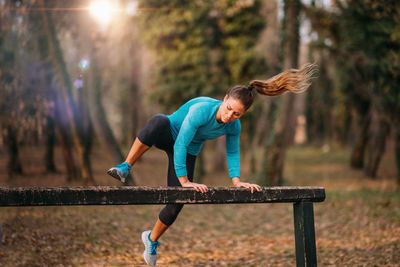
{"left": 305, "top": 52, "right": 334, "bottom": 145}
{"left": 0, "top": 48, "right": 23, "bottom": 178}
{"left": 259, "top": 0, "right": 301, "bottom": 186}
{"left": 0, "top": 1, "right": 46, "bottom": 178}
{"left": 76, "top": 10, "right": 137, "bottom": 185}
{"left": 305, "top": 0, "right": 400, "bottom": 183}
{"left": 38, "top": 0, "right": 95, "bottom": 184}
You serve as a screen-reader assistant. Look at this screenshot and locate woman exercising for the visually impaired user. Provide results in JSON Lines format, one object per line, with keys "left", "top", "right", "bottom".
{"left": 107, "top": 63, "right": 317, "bottom": 266}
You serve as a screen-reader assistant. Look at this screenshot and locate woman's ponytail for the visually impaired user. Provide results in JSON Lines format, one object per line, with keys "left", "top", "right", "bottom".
{"left": 249, "top": 63, "right": 318, "bottom": 96}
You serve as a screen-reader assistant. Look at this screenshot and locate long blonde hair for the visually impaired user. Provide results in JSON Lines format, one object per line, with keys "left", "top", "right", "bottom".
{"left": 227, "top": 63, "right": 318, "bottom": 110}
{"left": 249, "top": 63, "right": 318, "bottom": 96}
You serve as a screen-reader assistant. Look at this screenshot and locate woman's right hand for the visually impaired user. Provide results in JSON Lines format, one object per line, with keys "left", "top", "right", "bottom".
{"left": 181, "top": 181, "right": 208, "bottom": 193}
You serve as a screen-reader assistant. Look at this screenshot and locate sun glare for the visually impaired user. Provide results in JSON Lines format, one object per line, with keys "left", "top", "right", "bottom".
{"left": 89, "top": 0, "right": 118, "bottom": 27}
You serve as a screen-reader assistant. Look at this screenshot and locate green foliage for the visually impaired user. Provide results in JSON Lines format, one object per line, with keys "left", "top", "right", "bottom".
{"left": 339, "top": 1, "right": 400, "bottom": 123}
{"left": 137, "top": 0, "right": 266, "bottom": 111}
{"left": 307, "top": 0, "right": 400, "bottom": 125}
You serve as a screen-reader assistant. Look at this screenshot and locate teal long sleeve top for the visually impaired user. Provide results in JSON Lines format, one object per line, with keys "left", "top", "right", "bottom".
{"left": 167, "top": 97, "right": 241, "bottom": 179}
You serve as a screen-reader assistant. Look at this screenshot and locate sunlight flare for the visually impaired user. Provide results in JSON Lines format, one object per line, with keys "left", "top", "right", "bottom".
{"left": 89, "top": 0, "right": 118, "bottom": 27}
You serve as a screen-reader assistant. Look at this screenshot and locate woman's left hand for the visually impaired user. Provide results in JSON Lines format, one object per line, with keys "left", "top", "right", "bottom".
{"left": 234, "top": 182, "right": 262, "bottom": 193}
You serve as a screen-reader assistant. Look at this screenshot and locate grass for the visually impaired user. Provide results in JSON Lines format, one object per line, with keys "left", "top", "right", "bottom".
{"left": 0, "top": 145, "right": 399, "bottom": 266}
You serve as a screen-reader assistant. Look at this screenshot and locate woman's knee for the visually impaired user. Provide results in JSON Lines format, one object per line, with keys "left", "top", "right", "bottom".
{"left": 137, "top": 114, "right": 169, "bottom": 146}
{"left": 159, "top": 204, "right": 184, "bottom": 226}
{"left": 150, "top": 114, "right": 169, "bottom": 128}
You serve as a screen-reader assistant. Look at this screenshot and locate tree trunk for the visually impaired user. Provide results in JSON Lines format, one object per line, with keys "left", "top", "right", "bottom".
{"left": 261, "top": 0, "right": 300, "bottom": 185}
{"left": 251, "top": 101, "right": 269, "bottom": 149}
{"left": 39, "top": 0, "right": 94, "bottom": 184}
{"left": 305, "top": 54, "right": 333, "bottom": 145}
{"left": 44, "top": 114, "right": 57, "bottom": 173}
{"left": 260, "top": 98, "right": 281, "bottom": 185}
{"left": 4, "top": 124, "right": 23, "bottom": 179}
{"left": 129, "top": 31, "right": 143, "bottom": 143}
{"left": 87, "top": 52, "right": 124, "bottom": 162}
{"left": 82, "top": 132, "right": 94, "bottom": 185}
{"left": 130, "top": 82, "right": 141, "bottom": 141}
{"left": 35, "top": 13, "right": 59, "bottom": 174}
{"left": 57, "top": 130, "right": 79, "bottom": 181}
{"left": 365, "top": 117, "right": 390, "bottom": 178}
{"left": 87, "top": 41, "right": 135, "bottom": 185}
{"left": 350, "top": 111, "right": 371, "bottom": 169}
{"left": 73, "top": 7, "right": 135, "bottom": 185}
{"left": 248, "top": 100, "right": 265, "bottom": 175}
{"left": 76, "top": 78, "right": 95, "bottom": 185}
{"left": 341, "top": 101, "right": 353, "bottom": 146}
{"left": 54, "top": 99, "right": 80, "bottom": 181}
{"left": 280, "top": 0, "right": 301, "bottom": 143}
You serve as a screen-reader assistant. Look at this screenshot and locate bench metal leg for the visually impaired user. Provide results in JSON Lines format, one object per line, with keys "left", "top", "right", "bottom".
{"left": 293, "top": 202, "right": 317, "bottom": 267}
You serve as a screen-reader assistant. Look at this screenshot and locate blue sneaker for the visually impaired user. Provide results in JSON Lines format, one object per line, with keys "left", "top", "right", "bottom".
{"left": 107, "top": 162, "right": 132, "bottom": 183}
{"left": 141, "top": 230, "right": 163, "bottom": 266}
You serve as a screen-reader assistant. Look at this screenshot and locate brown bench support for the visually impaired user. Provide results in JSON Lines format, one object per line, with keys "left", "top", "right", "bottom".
{"left": 294, "top": 202, "right": 317, "bottom": 267}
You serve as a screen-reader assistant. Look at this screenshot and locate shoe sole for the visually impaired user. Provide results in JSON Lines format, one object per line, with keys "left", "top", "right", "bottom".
{"left": 106, "top": 168, "right": 126, "bottom": 183}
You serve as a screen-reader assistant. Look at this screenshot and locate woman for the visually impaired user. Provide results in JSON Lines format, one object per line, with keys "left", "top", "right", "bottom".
{"left": 107, "top": 63, "right": 317, "bottom": 266}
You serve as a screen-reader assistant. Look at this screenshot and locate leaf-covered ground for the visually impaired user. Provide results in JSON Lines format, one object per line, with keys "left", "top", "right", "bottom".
{"left": 0, "top": 145, "right": 399, "bottom": 266}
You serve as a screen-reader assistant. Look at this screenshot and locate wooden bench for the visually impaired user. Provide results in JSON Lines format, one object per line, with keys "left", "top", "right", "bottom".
{"left": 0, "top": 186, "right": 325, "bottom": 266}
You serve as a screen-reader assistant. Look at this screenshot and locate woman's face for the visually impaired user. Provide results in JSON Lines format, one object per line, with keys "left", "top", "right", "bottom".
{"left": 217, "top": 96, "right": 247, "bottom": 123}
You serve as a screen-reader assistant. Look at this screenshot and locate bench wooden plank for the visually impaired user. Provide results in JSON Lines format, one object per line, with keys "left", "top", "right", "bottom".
{"left": 0, "top": 186, "right": 325, "bottom": 206}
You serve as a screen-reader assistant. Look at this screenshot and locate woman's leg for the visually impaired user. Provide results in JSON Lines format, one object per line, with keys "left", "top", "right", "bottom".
{"left": 108, "top": 115, "right": 173, "bottom": 183}
{"left": 126, "top": 114, "right": 172, "bottom": 165}
{"left": 140, "top": 115, "right": 176, "bottom": 266}
{"left": 149, "top": 219, "right": 169, "bottom": 242}
{"left": 150, "top": 153, "right": 196, "bottom": 241}
{"left": 124, "top": 137, "right": 150, "bottom": 166}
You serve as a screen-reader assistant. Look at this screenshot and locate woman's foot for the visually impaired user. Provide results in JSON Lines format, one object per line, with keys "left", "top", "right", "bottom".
{"left": 106, "top": 162, "right": 132, "bottom": 183}
{"left": 141, "top": 230, "right": 162, "bottom": 266}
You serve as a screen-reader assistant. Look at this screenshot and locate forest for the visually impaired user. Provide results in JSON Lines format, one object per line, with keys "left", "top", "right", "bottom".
{"left": 0, "top": 0, "right": 399, "bottom": 266}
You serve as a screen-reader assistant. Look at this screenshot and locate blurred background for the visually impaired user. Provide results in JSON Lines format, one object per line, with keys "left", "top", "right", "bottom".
{"left": 0, "top": 0, "right": 399, "bottom": 265}
{"left": 0, "top": 0, "right": 399, "bottom": 187}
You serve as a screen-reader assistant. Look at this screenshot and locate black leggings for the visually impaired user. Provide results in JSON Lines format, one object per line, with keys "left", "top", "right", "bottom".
{"left": 137, "top": 114, "right": 196, "bottom": 226}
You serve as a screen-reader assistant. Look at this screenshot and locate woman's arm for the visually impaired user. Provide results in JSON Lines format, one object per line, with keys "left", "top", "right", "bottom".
{"left": 174, "top": 106, "right": 208, "bottom": 192}
{"left": 226, "top": 132, "right": 241, "bottom": 179}
{"left": 226, "top": 124, "right": 261, "bottom": 193}
{"left": 173, "top": 107, "right": 204, "bottom": 178}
